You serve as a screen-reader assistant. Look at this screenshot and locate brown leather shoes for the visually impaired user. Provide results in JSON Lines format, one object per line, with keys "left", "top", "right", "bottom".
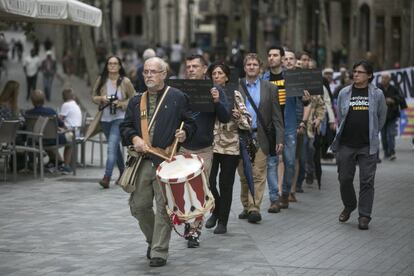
{"left": 99, "top": 176, "right": 110, "bottom": 189}
{"left": 279, "top": 195, "right": 289, "bottom": 209}
{"left": 268, "top": 201, "right": 281, "bottom": 213}
{"left": 358, "top": 217, "right": 371, "bottom": 230}
{"left": 338, "top": 209, "right": 352, "bottom": 222}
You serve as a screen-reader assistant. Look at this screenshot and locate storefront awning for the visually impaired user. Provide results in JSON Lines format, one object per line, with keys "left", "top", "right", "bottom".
{"left": 0, "top": 0, "right": 102, "bottom": 27}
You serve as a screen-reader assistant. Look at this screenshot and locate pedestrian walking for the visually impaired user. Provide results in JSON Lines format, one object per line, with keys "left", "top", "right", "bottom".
{"left": 92, "top": 56, "right": 135, "bottom": 188}
{"left": 169, "top": 39, "right": 183, "bottom": 77}
{"left": 119, "top": 57, "right": 196, "bottom": 267}
{"left": 331, "top": 60, "right": 387, "bottom": 230}
{"left": 205, "top": 62, "right": 252, "bottom": 234}
{"left": 238, "top": 53, "right": 284, "bottom": 223}
{"left": 23, "top": 49, "right": 41, "bottom": 100}
{"left": 181, "top": 54, "right": 231, "bottom": 248}
{"left": 40, "top": 51, "right": 57, "bottom": 101}
{"left": 378, "top": 72, "right": 403, "bottom": 161}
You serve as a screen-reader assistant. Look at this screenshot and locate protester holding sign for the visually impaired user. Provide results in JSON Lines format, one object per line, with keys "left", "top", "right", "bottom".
{"left": 181, "top": 54, "right": 231, "bottom": 248}
{"left": 264, "top": 49, "right": 311, "bottom": 208}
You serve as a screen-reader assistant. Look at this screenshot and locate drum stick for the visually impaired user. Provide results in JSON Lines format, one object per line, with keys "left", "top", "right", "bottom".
{"left": 129, "top": 144, "right": 169, "bottom": 160}
{"left": 169, "top": 122, "right": 184, "bottom": 161}
{"left": 147, "top": 147, "right": 170, "bottom": 160}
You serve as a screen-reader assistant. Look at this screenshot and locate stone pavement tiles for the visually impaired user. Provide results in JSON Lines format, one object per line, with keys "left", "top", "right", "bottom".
{"left": 0, "top": 138, "right": 413, "bottom": 276}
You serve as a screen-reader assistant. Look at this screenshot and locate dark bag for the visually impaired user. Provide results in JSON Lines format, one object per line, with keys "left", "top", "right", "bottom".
{"left": 398, "top": 93, "right": 408, "bottom": 110}
{"left": 239, "top": 80, "right": 276, "bottom": 156}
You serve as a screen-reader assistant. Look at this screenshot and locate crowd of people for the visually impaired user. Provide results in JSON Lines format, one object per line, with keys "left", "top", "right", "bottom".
{"left": 82, "top": 42, "right": 410, "bottom": 268}
{"left": 0, "top": 35, "right": 409, "bottom": 268}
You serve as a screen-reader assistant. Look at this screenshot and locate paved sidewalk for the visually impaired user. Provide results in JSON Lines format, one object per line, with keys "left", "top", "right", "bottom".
{"left": 0, "top": 138, "right": 413, "bottom": 276}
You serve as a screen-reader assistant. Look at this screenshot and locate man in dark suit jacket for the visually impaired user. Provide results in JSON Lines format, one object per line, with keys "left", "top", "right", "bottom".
{"left": 237, "top": 53, "right": 284, "bottom": 223}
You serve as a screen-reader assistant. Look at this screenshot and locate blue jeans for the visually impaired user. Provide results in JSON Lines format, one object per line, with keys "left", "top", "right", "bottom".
{"left": 43, "top": 74, "right": 54, "bottom": 101}
{"left": 267, "top": 131, "right": 297, "bottom": 200}
{"left": 381, "top": 118, "right": 398, "bottom": 157}
{"left": 296, "top": 133, "right": 307, "bottom": 190}
{"left": 100, "top": 119, "right": 124, "bottom": 178}
{"left": 282, "top": 132, "right": 297, "bottom": 196}
{"left": 267, "top": 155, "right": 279, "bottom": 203}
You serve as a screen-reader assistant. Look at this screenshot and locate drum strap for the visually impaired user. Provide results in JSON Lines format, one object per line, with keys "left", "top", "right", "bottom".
{"left": 140, "top": 86, "right": 171, "bottom": 146}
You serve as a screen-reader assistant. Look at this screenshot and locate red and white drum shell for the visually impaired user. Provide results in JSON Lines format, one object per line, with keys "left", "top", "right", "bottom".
{"left": 156, "top": 154, "right": 214, "bottom": 223}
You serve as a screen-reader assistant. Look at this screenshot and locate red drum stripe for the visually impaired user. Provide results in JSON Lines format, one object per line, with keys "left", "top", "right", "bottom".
{"left": 188, "top": 176, "right": 205, "bottom": 206}
{"left": 170, "top": 182, "right": 186, "bottom": 213}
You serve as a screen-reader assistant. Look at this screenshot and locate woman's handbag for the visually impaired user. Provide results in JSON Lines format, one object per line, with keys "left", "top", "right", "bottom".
{"left": 83, "top": 110, "right": 102, "bottom": 141}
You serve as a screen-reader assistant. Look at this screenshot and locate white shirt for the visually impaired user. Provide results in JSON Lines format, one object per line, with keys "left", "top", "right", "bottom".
{"left": 23, "top": 55, "right": 41, "bottom": 77}
{"left": 101, "top": 80, "right": 126, "bottom": 122}
{"left": 60, "top": 100, "right": 82, "bottom": 128}
{"left": 170, "top": 43, "right": 183, "bottom": 62}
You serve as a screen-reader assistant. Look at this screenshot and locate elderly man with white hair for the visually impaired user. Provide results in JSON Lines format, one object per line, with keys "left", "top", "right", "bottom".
{"left": 378, "top": 72, "right": 403, "bottom": 161}
{"left": 120, "top": 57, "right": 196, "bottom": 267}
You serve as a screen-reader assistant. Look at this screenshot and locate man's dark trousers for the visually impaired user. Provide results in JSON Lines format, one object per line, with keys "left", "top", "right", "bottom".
{"left": 337, "top": 145, "right": 377, "bottom": 218}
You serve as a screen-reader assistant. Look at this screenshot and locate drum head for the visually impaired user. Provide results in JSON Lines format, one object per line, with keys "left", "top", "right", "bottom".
{"left": 157, "top": 154, "right": 203, "bottom": 184}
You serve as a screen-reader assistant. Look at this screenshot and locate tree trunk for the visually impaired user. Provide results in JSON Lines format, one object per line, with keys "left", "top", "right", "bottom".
{"left": 319, "top": 0, "right": 332, "bottom": 67}
{"left": 240, "top": 0, "right": 251, "bottom": 51}
{"left": 285, "top": 0, "right": 295, "bottom": 49}
{"left": 278, "top": 0, "right": 288, "bottom": 48}
{"left": 79, "top": 26, "right": 99, "bottom": 88}
{"left": 101, "top": 0, "right": 113, "bottom": 54}
{"left": 294, "top": 0, "right": 303, "bottom": 52}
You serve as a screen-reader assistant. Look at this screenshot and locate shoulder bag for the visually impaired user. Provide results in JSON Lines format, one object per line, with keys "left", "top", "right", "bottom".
{"left": 239, "top": 80, "right": 276, "bottom": 156}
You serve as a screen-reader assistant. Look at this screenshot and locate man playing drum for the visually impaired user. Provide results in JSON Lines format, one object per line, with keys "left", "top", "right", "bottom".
{"left": 120, "top": 57, "right": 196, "bottom": 267}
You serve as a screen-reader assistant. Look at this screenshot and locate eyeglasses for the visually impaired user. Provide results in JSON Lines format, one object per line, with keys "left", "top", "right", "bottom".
{"left": 353, "top": 70, "right": 367, "bottom": 74}
{"left": 108, "top": 62, "right": 119, "bottom": 66}
{"left": 143, "top": 70, "right": 164, "bottom": 76}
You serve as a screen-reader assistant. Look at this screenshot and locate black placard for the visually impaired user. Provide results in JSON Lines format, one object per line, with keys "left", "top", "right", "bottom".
{"left": 166, "top": 79, "right": 214, "bottom": 112}
{"left": 284, "top": 69, "right": 323, "bottom": 96}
